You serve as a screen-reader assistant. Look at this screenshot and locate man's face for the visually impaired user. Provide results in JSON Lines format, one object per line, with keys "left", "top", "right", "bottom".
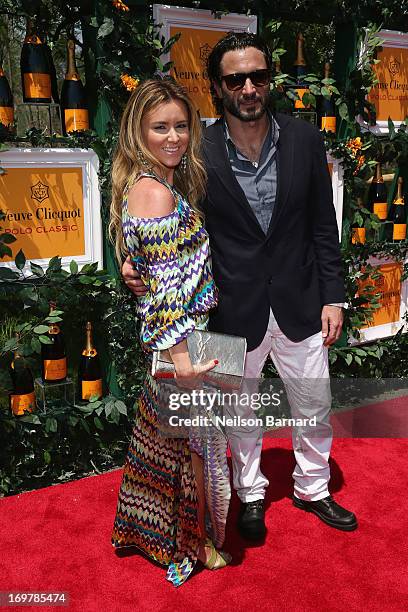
{"left": 214, "top": 47, "right": 270, "bottom": 122}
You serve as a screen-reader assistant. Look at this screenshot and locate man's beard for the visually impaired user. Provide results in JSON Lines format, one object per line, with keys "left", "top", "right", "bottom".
{"left": 222, "top": 90, "right": 269, "bottom": 122}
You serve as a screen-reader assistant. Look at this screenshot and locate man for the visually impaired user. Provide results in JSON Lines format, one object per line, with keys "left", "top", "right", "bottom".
{"left": 122, "top": 32, "right": 357, "bottom": 539}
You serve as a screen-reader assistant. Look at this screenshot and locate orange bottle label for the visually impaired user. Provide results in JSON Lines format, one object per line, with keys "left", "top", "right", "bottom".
{"left": 352, "top": 227, "right": 366, "bottom": 244}
{"left": 295, "top": 88, "right": 310, "bottom": 109}
{"left": 43, "top": 357, "right": 67, "bottom": 380}
{"left": 393, "top": 223, "right": 407, "bottom": 240}
{"left": 374, "top": 202, "right": 388, "bottom": 220}
{"left": 81, "top": 379, "right": 102, "bottom": 400}
{"left": 23, "top": 72, "right": 51, "bottom": 99}
{"left": 321, "top": 116, "right": 336, "bottom": 133}
{"left": 64, "top": 109, "right": 89, "bottom": 132}
{"left": 0, "top": 106, "right": 14, "bottom": 126}
{"left": 11, "top": 392, "right": 35, "bottom": 416}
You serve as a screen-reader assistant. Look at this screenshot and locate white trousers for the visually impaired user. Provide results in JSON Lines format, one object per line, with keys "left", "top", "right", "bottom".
{"left": 226, "top": 309, "right": 332, "bottom": 503}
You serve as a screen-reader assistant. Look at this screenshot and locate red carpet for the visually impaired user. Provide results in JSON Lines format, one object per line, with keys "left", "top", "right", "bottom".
{"left": 1, "top": 438, "right": 407, "bottom": 612}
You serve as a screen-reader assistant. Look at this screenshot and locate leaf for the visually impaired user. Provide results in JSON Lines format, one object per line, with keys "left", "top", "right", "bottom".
{"left": 345, "top": 353, "right": 353, "bottom": 366}
{"left": 34, "top": 325, "right": 50, "bottom": 334}
{"left": 110, "top": 404, "right": 120, "bottom": 425}
{"left": 43, "top": 450, "right": 51, "bottom": 464}
{"left": 94, "top": 416, "right": 104, "bottom": 430}
{"left": 15, "top": 249, "right": 26, "bottom": 270}
{"left": 2, "top": 337, "right": 19, "bottom": 352}
{"left": 81, "top": 419, "right": 91, "bottom": 434}
{"left": 70, "top": 260, "right": 78, "bottom": 274}
{"left": 80, "top": 263, "right": 98, "bottom": 274}
{"left": 30, "top": 262, "right": 44, "bottom": 277}
{"left": 354, "top": 355, "right": 362, "bottom": 366}
{"left": 68, "top": 415, "right": 79, "bottom": 427}
{"left": 79, "top": 276, "right": 94, "bottom": 284}
{"left": 104, "top": 401, "right": 114, "bottom": 417}
{"left": 48, "top": 417, "right": 58, "bottom": 432}
{"left": 39, "top": 335, "right": 53, "bottom": 344}
{"left": 0, "top": 243, "right": 12, "bottom": 257}
{"left": 97, "top": 18, "right": 114, "bottom": 39}
{"left": 115, "top": 400, "right": 127, "bottom": 415}
{"left": 19, "top": 413, "right": 41, "bottom": 424}
{"left": 388, "top": 117, "right": 395, "bottom": 139}
{"left": 31, "top": 336, "right": 41, "bottom": 354}
{"left": 0, "top": 267, "right": 18, "bottom": 280}
{"left": 338, "top": 102, "right": 349, "bottom": 121}
{"left": 47, "top": 256, "right": 62, "bottom": 272}
{"left": 0, "top": 233, "right": 17, "bottom": 244}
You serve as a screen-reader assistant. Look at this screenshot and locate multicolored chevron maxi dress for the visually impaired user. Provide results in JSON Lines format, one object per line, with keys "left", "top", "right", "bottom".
{"left": 111, "top": 172, "right": 231, "bottom": 587}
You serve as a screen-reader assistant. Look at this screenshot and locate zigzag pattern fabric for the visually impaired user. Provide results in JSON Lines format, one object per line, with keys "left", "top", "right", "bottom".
{"left": 111, "top": 173, "right": 230, "bottom": 587}
{"left": 121, "top": 173, "right": 217, "bottom": 352}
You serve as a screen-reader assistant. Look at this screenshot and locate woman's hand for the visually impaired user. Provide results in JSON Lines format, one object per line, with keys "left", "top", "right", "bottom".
{"left": 122, "top": 255, "right": 148, "bottom": 297}
{"left": 174, "top": 359, "right": 218, "bottom": 389}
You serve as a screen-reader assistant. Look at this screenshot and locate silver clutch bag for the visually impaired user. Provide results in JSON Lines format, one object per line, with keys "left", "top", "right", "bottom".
{"left": 151, "top": 330, "right": 247, "bottom": 389}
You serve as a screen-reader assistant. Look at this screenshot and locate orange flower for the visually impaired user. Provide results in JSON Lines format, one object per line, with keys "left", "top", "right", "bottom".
{"left": 346, "top": 137, "right": 362, "bottom": 156}
{"left": 120, "top": 74, "right": 139, "bottom": 92}
{"left": 112, "top": 0, "right": 129, "bottom": 11}
{"left": 353, "top": 154, "right": 366, "bottom": 175}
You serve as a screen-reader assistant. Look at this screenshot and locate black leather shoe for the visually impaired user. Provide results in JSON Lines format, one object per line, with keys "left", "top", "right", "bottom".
{"left": 293, "top": 494, "right": 358, "bottom": 531}
{"left": 238, "top": 500, "right": 266, "bottom": 541}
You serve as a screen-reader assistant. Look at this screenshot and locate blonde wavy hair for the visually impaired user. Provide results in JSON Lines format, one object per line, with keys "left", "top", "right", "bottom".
{"left": 109, "top": 77, "right": 207, "bottom": 264}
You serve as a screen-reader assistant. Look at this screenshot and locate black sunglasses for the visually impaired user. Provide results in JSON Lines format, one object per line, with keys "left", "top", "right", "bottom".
{"left": 221, "top": 69, "right": 271, "bottom": 91}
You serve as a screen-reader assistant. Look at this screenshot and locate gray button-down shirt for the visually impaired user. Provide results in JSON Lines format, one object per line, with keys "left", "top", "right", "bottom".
{"left": 224, "top": 113, "right": 279, "bottom": 234}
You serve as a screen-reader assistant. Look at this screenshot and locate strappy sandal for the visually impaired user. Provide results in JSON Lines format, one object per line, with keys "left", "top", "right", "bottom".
{"left": 201, "top": 538, "right": 232, "bottom": 570}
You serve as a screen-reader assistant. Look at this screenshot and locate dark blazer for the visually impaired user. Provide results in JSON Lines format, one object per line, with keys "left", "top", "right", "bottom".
{"left": 201, "top": 112, "right": 346, "bottom": 352}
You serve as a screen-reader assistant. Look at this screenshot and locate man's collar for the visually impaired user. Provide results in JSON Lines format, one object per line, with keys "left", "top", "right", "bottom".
{"left": 222, "top": 110, "right": 279, "bottom": 147}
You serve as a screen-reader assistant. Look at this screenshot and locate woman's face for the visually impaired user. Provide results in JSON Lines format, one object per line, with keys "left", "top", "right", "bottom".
{"left": 141, "top": 99, "right": 190, "bottom": 174}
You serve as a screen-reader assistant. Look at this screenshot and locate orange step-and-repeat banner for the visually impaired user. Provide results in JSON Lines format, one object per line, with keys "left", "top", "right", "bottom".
{"left": 0, "top": 167, "right": 85, "bottom": 261}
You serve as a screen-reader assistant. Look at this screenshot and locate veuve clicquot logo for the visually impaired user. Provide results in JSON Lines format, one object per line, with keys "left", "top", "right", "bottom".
{"left": 0, "top": 66, "right": 14, "bottom": 127}
{"left": 78, "top": 322, "right": 103, "bottom": 401}
{"left": 20, "top": 19, "right": 52, "bottom": 103}
{"left": 41, "top": 302, "right": 67, "bottom": 383}
{"left": 61, "top": 40, "right": 89, "bottom": 134}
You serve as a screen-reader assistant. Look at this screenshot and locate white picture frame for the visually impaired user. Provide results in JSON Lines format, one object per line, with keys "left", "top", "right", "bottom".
{"left": 0, "top": 148, "right": 103, "bottom": 272}
{"left": 360, "top": 29, "right": 408, "bottom": 134}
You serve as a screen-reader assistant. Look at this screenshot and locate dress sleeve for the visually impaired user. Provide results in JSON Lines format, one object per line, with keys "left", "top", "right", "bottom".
{"left": 137, "top": 213, "right": 196, "bottom": 351}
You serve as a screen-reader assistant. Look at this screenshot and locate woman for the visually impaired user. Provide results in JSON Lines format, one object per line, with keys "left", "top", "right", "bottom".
{"left": 109, "top": 77, "right": 231, "bottom": 587}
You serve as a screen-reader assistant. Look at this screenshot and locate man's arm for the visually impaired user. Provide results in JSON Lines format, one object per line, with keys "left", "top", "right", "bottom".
{"left": 310, "top": 129, "right": 346, "bottom": 345}
{"left": 122, "top": 255, "right": 147, "bottom": 296}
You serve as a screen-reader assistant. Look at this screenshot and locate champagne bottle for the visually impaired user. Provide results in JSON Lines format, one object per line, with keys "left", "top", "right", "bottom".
{"left": 293, "top": 33, "right": 310, "bottom": 110}
{"left": 351, "top": 197, "right": 366, "bottom": 244}
{"left": 386, "top": 177, "right": 406, "bottom": 242}
{"left": 320, "top": 62, "right": 336, "bottom": 134}
{"left": 41, "top": 302, "right": 67, "bottom": 383}
{"left": 368, "top": 162, "right": 388, "bottom": 221}
{"left": 20, "top": 19, "right": 52, "bottom": 103}
{"left": 9, "top": 340, "right": 35, "bottom": 416}
{"left": 78, "top": 322, "right": 102, "bottom": 401}
{"left": 0, "top": 65, "right": 14, "bottom": 127}
{"left": 61, "top": 40, "right": 89, "bottom": 134}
